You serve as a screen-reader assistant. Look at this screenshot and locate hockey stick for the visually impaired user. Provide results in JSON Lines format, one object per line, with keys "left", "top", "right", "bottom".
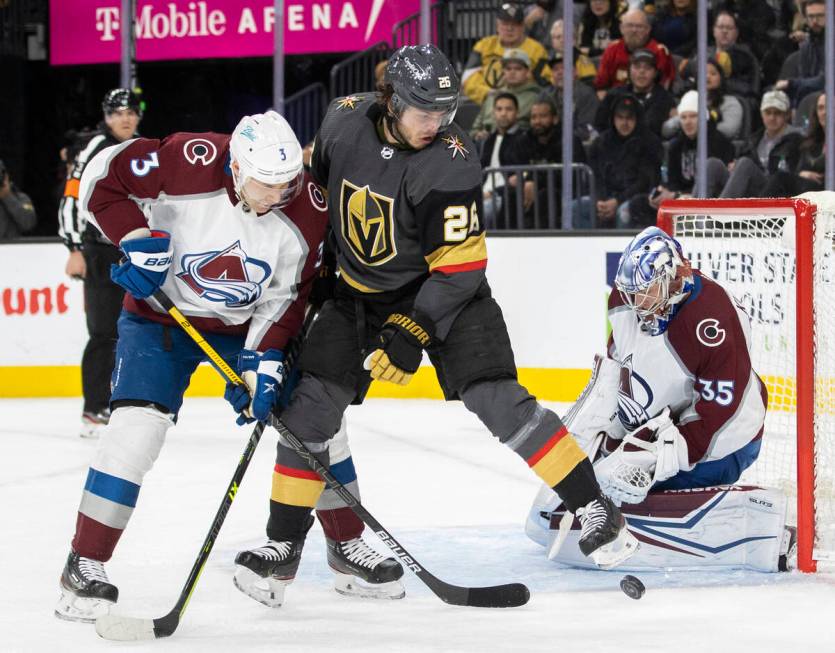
{"left": 102, "top": 289, "right": 528, "bottom": 638}
{"left": 95, "top": 293, "right": 314, "bottom": 641}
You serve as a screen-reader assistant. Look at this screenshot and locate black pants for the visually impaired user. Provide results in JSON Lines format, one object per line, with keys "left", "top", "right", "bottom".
{"left": 81, "top": 242, "right": 125, "bottom": 413}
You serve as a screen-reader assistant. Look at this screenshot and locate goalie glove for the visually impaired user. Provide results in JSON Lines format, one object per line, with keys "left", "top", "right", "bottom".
{"left": 363, "top": 312, "right": 434, "bottom": 386}
{"left": 593, "top": 408, "right": 690, "bottom": 505}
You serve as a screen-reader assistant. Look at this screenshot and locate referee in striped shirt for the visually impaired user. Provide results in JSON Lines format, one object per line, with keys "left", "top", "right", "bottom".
{"left": 59, "top": 88, "right": 142, "bottom": 438}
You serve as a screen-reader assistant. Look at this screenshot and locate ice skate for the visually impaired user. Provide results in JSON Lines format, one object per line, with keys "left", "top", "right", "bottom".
{"left": 327, "top": 537, "right": 405, "bottom": 599}
{"left": 55, "top": 551, "right": 118, "bottom": 623}
{"left": 233, "top": 517, "right": 313, "bottom": 608}
{"left": 577, "top": 493, "right": 639, "bottom": 569}
{"left": 80, "top": 408, "right": 110, "bottom": 439}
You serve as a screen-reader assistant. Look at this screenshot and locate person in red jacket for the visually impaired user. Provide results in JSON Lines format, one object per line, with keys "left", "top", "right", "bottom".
{"left": 594, "top": 7, "right": 675, "bottom": 98}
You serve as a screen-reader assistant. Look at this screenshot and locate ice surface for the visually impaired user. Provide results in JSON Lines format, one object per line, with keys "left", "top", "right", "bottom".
{"left": 2, "top": 398, "right": 833, "bottom": 652}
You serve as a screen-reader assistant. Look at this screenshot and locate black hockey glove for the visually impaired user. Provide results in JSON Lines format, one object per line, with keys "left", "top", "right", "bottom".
{"left": 364, "top": 311, "right": 434, "bottom": 386}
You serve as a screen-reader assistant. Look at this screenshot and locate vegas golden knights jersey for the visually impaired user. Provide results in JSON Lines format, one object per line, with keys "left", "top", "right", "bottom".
{"left": 310, "top": 94, "right": 488, "bottom": 339}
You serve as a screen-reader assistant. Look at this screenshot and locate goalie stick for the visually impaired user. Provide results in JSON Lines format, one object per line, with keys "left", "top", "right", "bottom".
{"left": 97, "top": 289, "right": 529, "bottom": 640}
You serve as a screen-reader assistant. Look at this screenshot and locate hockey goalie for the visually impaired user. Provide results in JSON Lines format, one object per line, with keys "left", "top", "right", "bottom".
{"left": 526, "top": 227, "right": 795, "bottom": 572}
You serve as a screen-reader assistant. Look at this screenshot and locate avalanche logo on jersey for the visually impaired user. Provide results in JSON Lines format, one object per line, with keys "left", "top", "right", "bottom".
{"left": 616, "top": 354, "right": 655, "bottom": 429}
{"left": 176, "top": 241, "right": 271, "bottom": 307}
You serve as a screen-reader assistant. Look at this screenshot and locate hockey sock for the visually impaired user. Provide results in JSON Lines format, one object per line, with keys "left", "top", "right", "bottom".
{"left": 316, "top": 506, "right": 364, "bottom": 542}
{"left": 267, "top": 500, "right": 315, "bottom": 541}
{"left": 550, "top": 457, "right": 600, "bottom": 513}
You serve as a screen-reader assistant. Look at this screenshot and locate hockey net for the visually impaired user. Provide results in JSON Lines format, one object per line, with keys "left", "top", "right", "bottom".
{"left": 657, "top": 194, "right": 835, "bottom": 573}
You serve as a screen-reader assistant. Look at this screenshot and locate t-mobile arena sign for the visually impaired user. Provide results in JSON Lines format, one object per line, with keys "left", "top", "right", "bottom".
{"left": 50, "top": 0, "right": 419, "bottom": 65}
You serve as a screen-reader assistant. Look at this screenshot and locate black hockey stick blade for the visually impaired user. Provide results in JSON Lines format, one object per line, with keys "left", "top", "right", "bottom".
{"left": 465, "top": 583, "right": 530, "bottom": 608}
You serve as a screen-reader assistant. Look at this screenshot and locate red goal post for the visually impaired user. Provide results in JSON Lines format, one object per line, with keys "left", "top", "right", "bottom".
{"left": 657, "top": 196, "right": 834, "bottom": 573}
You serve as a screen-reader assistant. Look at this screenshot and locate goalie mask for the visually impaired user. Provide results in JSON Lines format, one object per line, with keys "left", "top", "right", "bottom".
{"left": 615, "top": 227, "right": 694, "bottom": 336}
{"left": 384, "top": 45, "right": 460, "bottom": 141}
{"left": 230, "top": 110, "right": 304, "bottom": 213}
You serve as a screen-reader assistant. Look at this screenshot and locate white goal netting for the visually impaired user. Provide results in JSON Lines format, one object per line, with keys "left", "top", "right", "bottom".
{"left": 661, "top": 194, "right": 835, "bottom": 568}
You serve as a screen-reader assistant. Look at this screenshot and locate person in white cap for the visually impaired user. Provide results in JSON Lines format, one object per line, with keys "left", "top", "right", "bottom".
{"left": 719, "top": 89, "right": 803, "bottom": 198}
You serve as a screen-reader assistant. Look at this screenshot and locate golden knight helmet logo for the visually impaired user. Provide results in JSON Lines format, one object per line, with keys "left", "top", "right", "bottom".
{"left": 340, "top": 180, "right": 397, "bottom": 266}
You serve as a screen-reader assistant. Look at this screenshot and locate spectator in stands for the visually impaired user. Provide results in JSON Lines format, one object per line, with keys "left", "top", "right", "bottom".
{"left": 595, "top": 48, "right": 675, "bottom": 139}
{"left": 720, "top": 90, "right": 803, "bottom": 198}
{"left": 628, "top": 91, "right": 735, "bottom": 227}
{"left": 651, "top": 0, "right": 697, "bottom": 57}
{"left": 462, "top": 3, "right": 551, "bottom": 104}
{"left": 505, "top": 99, "right": 587, "bottom": 227}
{"left": 578, "top": 94, "right": 662, "bottom": 227}
{"left": 539, "top": 50, "right": 600, "bottom": 142}
{"left": 548, "top": 19, "right": 597, "bottom": 83}
{"left": 594, "top": 7, "right": 676, "bottom": 98}
{"left": 471, "top": 49, "right": 543, "bottom": 139}
{"left": 0, "top": 158, "right": 37, "bottom": 239}
{"left": 763, "top": 91, "right": 827, "bottom": 196}
{"left": 480, "top": 92, "right": 524, "bottom": 226}
{"left": 666, "top": 58, "right": 745, "bottom": 141}
{"left": 524, "top": 0, "right": 584, "bottom": 47}
{"left": 761, "top": 0, "right": 807, "bottom": 88}
{"left": 716, "top": 0, "right": 777, "bottom": 60}
{"left": 678, "top": 9, "right": 760, "bottom": 104}
{"left": 578, "top": 0, "right": 625, "bottom": 58}
{"left": 775, "top": 0, "right": 827, "bottom": 105}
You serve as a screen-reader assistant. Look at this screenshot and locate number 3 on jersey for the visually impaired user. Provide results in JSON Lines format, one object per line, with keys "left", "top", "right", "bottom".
{"left": 443, "top": 202, "right": 480, "bottom": 242}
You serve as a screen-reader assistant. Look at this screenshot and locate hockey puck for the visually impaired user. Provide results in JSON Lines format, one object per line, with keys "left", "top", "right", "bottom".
{"left": 619, "top": 574, "right": 645, "bottom": 600}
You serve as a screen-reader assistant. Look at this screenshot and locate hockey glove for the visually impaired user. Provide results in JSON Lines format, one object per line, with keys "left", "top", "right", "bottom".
{"left": 364, "top": 312, "right": 434, "bottom": 386}
{"left": 224, "top": 349, "right": 286, "bottom": 425}
{"left": 110, "top": 230, "right": 173, "bottom": 299}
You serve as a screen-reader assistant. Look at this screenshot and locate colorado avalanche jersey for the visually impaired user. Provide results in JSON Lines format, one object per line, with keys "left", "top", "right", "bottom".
{"left": 78, "top": 132, "right": 328, "bottom": 352}
{"left": 608, "top": 271, "right": 767, "bottom": 467}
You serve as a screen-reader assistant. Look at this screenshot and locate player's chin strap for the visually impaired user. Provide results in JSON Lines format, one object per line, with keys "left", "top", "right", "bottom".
{"left": 383, "top": 112, "right": 413, "bottom": 149}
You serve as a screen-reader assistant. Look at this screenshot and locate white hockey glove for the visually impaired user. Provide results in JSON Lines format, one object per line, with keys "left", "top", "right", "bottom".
{"left": 593, "top": 408, "right": 690, "bottom": 505}
{"left": 564, "top": 354, "right": 625, "bottom": 452}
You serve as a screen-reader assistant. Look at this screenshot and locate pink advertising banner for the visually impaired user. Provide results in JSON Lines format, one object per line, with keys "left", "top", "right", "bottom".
{"left": 50, "top": 0, "right": 419, "bottom": 65}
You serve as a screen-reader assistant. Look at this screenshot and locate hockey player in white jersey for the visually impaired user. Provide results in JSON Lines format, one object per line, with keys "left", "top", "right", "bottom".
{"left": 526, "top": 226, "right": 796, "bottom": 571}
{"left": 55, "top": 111, "right": 403, "bottom": 624}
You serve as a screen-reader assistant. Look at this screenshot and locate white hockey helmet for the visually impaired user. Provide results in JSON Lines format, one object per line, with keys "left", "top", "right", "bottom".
{"left": 229, "top": 110, "right": 304, "bottom": 211}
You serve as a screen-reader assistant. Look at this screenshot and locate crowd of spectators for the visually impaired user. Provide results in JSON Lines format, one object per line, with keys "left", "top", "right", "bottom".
{"left": 457, "top": 0, "right": 830, "bottom": 228}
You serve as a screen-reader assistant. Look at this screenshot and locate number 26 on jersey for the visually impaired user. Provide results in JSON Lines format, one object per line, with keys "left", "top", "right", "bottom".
{"left": 443, "top": 202, "right": 480, "bottom": 242}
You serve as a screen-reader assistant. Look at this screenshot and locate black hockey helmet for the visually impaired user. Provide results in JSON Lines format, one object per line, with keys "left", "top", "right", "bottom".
{"left": 385, "top": 45, "right": 459, "bottom": 129}
{"left": 102, "top": 88, "right": 143, "bottom": 118}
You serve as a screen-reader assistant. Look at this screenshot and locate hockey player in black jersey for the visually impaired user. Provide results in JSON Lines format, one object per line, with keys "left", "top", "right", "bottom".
{"left": 234, "top": 45, "right": 638, "bottom": 605}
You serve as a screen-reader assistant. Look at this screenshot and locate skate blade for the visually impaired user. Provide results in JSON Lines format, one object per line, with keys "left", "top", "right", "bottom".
{"left": 591, "top": 528, "right": 640, "bottom": 570}
{"left": 233, "top": 565, "right": 291, "bottom": 608}
{"left": 332, "top": 572, "right": 405, "bottom": 600}
{"left": 54, "top": 588, "right": 114, "bottom": 623}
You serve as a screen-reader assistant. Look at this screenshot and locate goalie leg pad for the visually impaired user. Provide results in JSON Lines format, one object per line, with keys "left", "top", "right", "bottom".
{"left": 563, "top": 354, "right": 624, "bottom": 445}
{"left": 527, "top": 485, "right": 789, "bottom": 572}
